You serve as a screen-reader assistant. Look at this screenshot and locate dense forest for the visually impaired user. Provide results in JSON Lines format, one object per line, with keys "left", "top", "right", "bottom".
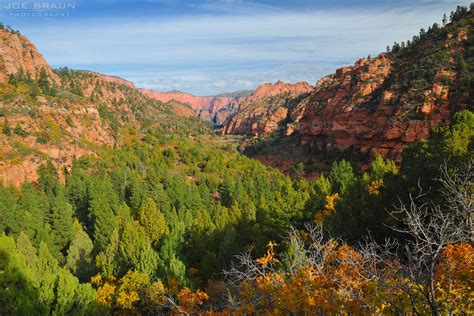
{"left": 0, "top": 4, "right": 473, "bottom": 315}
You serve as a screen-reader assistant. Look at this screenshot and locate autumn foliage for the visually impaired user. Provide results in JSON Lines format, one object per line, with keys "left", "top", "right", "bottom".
{"left": 224, "top": 240, "right": 473, "bottom": 314}
{"left": 91, "top": 271, "right": 209, "bottom": 314}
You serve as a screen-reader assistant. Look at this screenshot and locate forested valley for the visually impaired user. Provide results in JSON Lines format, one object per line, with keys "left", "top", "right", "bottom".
{"left": 0, "top": 4, "right": 473, "bottom": 315}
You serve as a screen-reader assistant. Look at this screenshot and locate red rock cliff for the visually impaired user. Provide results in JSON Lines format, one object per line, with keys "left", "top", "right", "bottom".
{"left": 0, "top": 28, "right": 59, "bottom": 83}
{"left": 299, "top": 20, "right": 471, "bottom": 163}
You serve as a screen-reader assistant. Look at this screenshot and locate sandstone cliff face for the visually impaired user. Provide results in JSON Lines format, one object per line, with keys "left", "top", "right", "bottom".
{"left": 299, "top": 20, "right": 471, "bottom": 163}
{"left": 202, "top": 96, "right": 244, "bottom": 125}
{"left": 0, "top": 70, "right": 200, "bottom": 186}
{"left": 167, "top": 101, "right": 196, "bottom": 117}
{"left": 0, "top": 28, "right": 59, "bottom": 83}
{"left": 0, "top": 98, "right": 114, "bottom": 186}
{"left": 222, "top": 80, "right": 312, "bottom": 136}
{"left": 237, "top": 12, "right": 472, "bottom": 174}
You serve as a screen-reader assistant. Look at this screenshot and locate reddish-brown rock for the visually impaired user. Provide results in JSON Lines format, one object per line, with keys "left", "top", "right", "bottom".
{"left": 0, "top": 28, "right": 59, "bottom": 83}
{"left": 140, "top": 89, "right": 212, "bottom": 111}
{"left": 222, "top": 81, "right": 313, "bottom": 136}
{"left": 299, "top": 29, "right": 468, "bottom": 164}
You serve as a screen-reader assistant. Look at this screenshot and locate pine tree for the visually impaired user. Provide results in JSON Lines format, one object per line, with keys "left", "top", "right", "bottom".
{"left": 51, "top": 191, "right": 74, "bottom": 252}
{"left": 37, "top": 161, "right": 60, "bottom": 197}
{"left": 87, "top": 177, "right": 119, "bottom": 252}
{"left": 330, "top": 160, "right": 356, "bottom": 195}
{"left": 13, "top": 123, "right": 28, "bottom": 137}
{"left": 33, "top": 242, "right": 59, "bottom": 312}
{"left": 119, "top": 220, "right": 159, "bottom": 277}
{"left": 38, "top": 68, "right": 51, "bottom": 95}
{"left": 139, "top": 197, "right": 168, "bottom": 248}
{"left": 66, "top": 220, "right": 94, "bottom": 281}
{"left": 369, "top": 155, "right": 398, "bottom": 180}
{"left": 16, "top": 231, "right": 36, "bottom": 263}
{"left": 89, "top": 194, "right": 117, "bottom": 252}
{"left": 2, "top": 118, "right": 11, "bottom": 136}
{"left": 0, "top": 234, "right": 41, "bottom": 314}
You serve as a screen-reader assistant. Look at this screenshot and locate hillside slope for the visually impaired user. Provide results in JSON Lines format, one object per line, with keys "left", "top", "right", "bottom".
{"left": 0, "top": 29, "right": 209, "bottom": 186}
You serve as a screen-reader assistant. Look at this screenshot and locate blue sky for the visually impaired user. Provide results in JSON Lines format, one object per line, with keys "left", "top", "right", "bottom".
{"left": 0, "top": 0, "right": 471, "bottom": 95}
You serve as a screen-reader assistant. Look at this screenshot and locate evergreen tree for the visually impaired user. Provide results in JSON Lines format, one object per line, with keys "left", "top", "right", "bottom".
{"left": 13, "top": 123, "right": 28, "bottom": 137}
{"left": 2, "top": 119, "right": 11, "bottom": 136}
{"left": 37, "top": 161, "right": 60, "bottom": 197}
{"left": 33, "top": 242, "right": 59, "bottom": 312}
{"left": 330, "top": 160, "right": 356, "bottom": 195}
{"left": 38, "top": 68, "right": 50, "bottom": 95}
{"left": 16, "top": 232, "right": 36, "bottom": 263}
{"left": 88, "top": 193, "right": 117, "bottom": 253}
{"left": 139, "top": 197, "right": 168, "bottom": 248}
{"left": 369, "top": 155, "right": 398, "bottom": 180}
{"left": 51, "top": 191, "right": 74, "bottom": 252}
{"left": 66, "top": 220, "right": 94, "bottom": 281}
{"left": 0, "top": 234, "right": 42, "bottom": 314}
{"left": 118, "top": 220, "right": 159, "bottom": 277}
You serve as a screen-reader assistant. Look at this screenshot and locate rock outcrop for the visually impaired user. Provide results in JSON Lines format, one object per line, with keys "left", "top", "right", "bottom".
{"left": 200, "top": 96, "right": 245, "bottom": 125}
{"left": 222, "top": 80, "right": 313, "bottom": 136}
{"left": 299, "top": 20, "right": 471, "bottom": 163}
{"left": 234, "top": 11, "right": 472, "bottom": 173}
{"left": 86, "top": 71, "right": 137, "bottom": 89}
{"left": 0, "top": 28, "right": 59, "bottom": 83}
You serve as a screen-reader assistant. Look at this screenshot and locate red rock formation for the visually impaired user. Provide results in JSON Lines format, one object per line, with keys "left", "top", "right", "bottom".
{"left": 140, "top": 89, "right": 213, "bottom": 111}
{"left": 299, "top": 48, "right": 463, "bottom": 163}
{"left": 205, "top": 96, "right": 243, "bottom": 125}
{"left": 167, "top": 100, "right": 196, "bottom": 117}
{"left": 242, "top": 13, "right": 472, "bottom": 171}
{"left": 222, "top": 80, "right": 313, "bottom": 136}
{"left": 0, "top": 99, "right": 114, "bottom": 186}
{"left": 0, "top": 28, "right": 59, "bottom": 83}
{"left": 0, "top": 30, "right": 203, "bottom": 186}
